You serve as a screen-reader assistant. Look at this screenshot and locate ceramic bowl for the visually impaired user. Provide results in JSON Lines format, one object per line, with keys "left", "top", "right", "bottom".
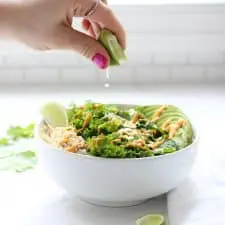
{"left": 35, "top": 104, "right": 198, "bottom": 207}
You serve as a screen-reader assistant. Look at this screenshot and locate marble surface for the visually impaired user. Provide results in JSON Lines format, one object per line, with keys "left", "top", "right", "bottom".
{"left": 0, "top": 84, "right": 224, "bottom": 225}
{"left": 0, "top": 171, "right": 168, "bottom": 225}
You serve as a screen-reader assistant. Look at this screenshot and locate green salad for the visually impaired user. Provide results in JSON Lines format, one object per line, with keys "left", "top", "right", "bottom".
{"left": 41, "top": 102, "right": 193, "bottom": 159}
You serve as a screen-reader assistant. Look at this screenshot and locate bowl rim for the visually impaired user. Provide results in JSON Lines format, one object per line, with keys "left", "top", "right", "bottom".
{"left": 35, "top": 103, "right": 199, "bottom": 162}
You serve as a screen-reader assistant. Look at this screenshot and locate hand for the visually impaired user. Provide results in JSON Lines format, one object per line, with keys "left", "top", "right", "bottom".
{"left": 7, "top": 0, "right": 126, "bottom": 69}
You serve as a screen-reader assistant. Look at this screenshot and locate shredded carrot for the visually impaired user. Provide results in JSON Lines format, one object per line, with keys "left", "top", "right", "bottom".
{"left": 132, "top": 113, "right": 140, "bottom": 123}
{"left": 82, "top": 112, "right": 92, "bottom": 129}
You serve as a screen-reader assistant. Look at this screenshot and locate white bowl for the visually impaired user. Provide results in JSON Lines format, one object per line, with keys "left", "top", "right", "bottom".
{"left": 35, "top": 107, "right": 198, "bottom": 207}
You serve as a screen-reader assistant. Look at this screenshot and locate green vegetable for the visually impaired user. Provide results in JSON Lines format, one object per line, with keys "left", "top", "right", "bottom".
{"left": 40, "top": 102, "right": 68, "bottom": 127}
{"left": 136, "top": 214, "right": 165, "bottom": 225}
{"left": 98, "top": 118, "right": 122, "bottom": 134}
{"left": 0, "top": 123, "right": 37, "bottom": 173}
{"left": 87, "top": 135, "right": 154, "bottom": 158}
{"left": 154, "top": 140, "right": 177, "bottom": 155}
{"left": 0, "top": 149, "right": 36, "bottom": 173}
{"left": 136, "top": 105, "right": 193, "bottom": 149}
{"left": 66, "top": 103, "right": 193, "bottom": 159}
{"left": 98, "top": 29, "right": 127, "bottom": 66}
{"left": 0, "top": 138, "right": 10, "bottom": 146}
{"left": 7, "top": 123, "right": 35, "bottom": 140}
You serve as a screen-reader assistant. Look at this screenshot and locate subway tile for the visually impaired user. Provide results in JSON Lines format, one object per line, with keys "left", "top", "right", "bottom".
{"left": 61, "top": 68, "right": 99, "bottom": 84}
{"left": 205, "top": 66, "right": 225, "bottom": 82}
{"left": 0, "top": 69, "right": 24, "bottom": 84}
{"left": 24, "top": 69, "right": 60, "bottom": 84}
{"left": 5, "top": 53, "right": 42, "bottom": 67}
{"left": 99, "top": 67, "right": 135, "bottom": 84}
{"left": 189, "top": 52, "right": 224, "bottom": 65}
{"left": 0, "top": 54, "right": 5, "bottom": 66}
{"left": 134, "top": 66, "right": 170, "bottom": 83}
{"left": 170, "top": 66, "right": 205, "bottom": 82}
{"left": 125, "top": 49, "right": 152, "bottom": 66}
{"left": 118, "top": 13, "right": 225, "bottom": 34}
{"left": 41, "top": 51, "right": 79, "bottom": 66}
{"left": 127, "top": 34, "right": 225, "bottom": 53}
{"left": 153, "top": 53, "right": 188, "bottom": 65}
{"left": 76, "top": 56, "right": 93, "bottom": 66}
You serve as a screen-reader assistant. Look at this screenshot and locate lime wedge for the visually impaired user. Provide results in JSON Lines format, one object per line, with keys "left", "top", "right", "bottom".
{"left": 40, "top": 102, "right": 68, "bottom": 127}
{"left": 136, "top": 214, "right": 165, "bottom": 225}
{"left": 98, "top": 29, "right": 127, "bottom": 66}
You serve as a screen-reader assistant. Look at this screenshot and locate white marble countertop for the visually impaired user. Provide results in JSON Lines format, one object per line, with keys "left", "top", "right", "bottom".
{"left": 0, "top": 171, "right": 168, "bottom": 225}
{"left": 0, "top": 84, "right": 224, "bottom": 225}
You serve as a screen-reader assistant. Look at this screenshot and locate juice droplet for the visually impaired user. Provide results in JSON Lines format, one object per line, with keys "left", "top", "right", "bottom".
{"left": 106, "top": 69, "right": 110, "bottom": 80}
{"left": 104, "top": 83, "right": 110, "bottom": 88}
{"left": 104, "top": 69, "right": 111, "bottom": 88}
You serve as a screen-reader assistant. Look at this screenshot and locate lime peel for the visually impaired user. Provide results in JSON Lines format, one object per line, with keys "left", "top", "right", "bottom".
{"left": 98, "top": 29, "right": 127, "bottom": 66}
{"left": 40, "top": 102, "right": 68, "bottom": 127}
{"left": 136, "top": 214, "right": 165, "bottom": 225}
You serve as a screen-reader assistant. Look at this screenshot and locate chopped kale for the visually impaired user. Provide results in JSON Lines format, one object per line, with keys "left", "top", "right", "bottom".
{"left": 66, "top": 103, "right": 191, "bottom": 158}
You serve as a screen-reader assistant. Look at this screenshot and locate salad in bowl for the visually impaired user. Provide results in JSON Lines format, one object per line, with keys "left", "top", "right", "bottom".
{"left": 36, "top": 102, "right": 197, "bottom": 207}
{"left": 39, "top": 102, "right": 193, "bottom": 158}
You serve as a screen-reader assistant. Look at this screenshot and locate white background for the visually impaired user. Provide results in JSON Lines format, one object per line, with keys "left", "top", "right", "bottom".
{"left": 0, "top": 3, "right": 225, "bottom": 85}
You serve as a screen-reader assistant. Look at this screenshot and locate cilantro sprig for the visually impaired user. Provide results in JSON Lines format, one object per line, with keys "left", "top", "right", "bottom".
{"left": 0, "top": 123, "right": 37, "bottom": 173}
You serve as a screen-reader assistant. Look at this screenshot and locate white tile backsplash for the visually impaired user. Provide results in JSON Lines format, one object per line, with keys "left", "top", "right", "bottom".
{"left": 125, "top": 49, "right": 152, "bottom": 66}
{"left": 205, "top": 66, "right": 225, "bottom": 82}
{"left": 153, "top": 53, "right": 188, "bottom": 65}
{"left": 61, "top": 68, "right": 99, "bottom": 84}
{"left": 24, "top": 69, "right": 60, "bottom": 84}
{"left": 5, "top": 53, "right": 42, "bottom": 67}
{"left": 0, "top": 69, "right": 24, "bottom": 84}
{"left": 170, "top": 66, "right": 205, "bottom": 82}
{"left": 76, "top": 57, "right": 93, "bottom": 66}
{"left": 0, "top": 55, "right": 5, "bottom": 66}
{"left": 41, "top": 51, "right": 79, "bottom": 66}
{"left": 0, "top": 4, "right": 225, "bottom": 85}
{"left": 134, "top": 66, "right": 170, "bottom": 83}
{"left": 189, "top": 52, "right": 224, "bottom": 65}
{"left": 99, "top": 67, "right": 135, "bottom": 83}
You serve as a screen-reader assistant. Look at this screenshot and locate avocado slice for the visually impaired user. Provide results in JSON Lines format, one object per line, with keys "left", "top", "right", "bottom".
{"left": 136, "top": 105, "right": 193, "bottom": 150}
{"left": 136, "top": 105, "right": 162, "bottom": 118}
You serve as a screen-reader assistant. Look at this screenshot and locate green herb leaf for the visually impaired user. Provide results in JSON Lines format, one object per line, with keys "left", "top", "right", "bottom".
{"left": 7, "top": 123, "right": 35, "bottom": 140}
{"left": 0, "top": 137, "right": 10, "bottom": 146}
{"left": 0, "top": 150, "right": 36, "bottom": 173}
{"left": 16, "top": 150, "right": 36, "bottom": 158}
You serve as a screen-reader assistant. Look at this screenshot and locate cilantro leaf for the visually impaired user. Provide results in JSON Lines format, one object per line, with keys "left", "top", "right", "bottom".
{"left": 0, "top": 150, "right": 37, "bottom": 173}
{"left": 0, "top": 138, "right": 10, "bottom": 146}
{"left": 7, "top": 124, "right": 35, "bottom": 140}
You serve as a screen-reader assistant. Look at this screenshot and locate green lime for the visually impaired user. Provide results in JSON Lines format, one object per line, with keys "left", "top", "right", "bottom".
{"left": 98, "top": 29, "right": 127, "bottom": 66}
{"left": 136, "top": 214, "right": 165, "bottom": 225}
{"left": 40, "top": 102, "right": 68, "bottom": 127}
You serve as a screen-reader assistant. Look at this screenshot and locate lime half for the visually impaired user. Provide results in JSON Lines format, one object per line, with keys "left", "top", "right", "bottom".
{"left": 136, "top": 214, "right": 165, "bottom": 225}
{"left": 40, "top": 102, "right": 68, "bottom": 127}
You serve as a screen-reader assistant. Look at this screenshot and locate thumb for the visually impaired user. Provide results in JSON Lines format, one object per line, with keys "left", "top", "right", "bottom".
{"left": 59, "top": 26, "right": 110, "bottom": 69}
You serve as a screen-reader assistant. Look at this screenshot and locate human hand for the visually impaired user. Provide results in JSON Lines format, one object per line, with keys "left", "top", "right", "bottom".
{"left": 8, "top": 0, "right": 126, "bottom": 69}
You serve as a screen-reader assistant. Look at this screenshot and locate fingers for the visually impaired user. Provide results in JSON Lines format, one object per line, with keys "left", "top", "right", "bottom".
{"left": 90, "top": 21, "right": 101, "bottom": 38}
{"left": 82, "top": 19, "right": 91, "bottom": 30}
{"left": 88, "top": 1, "right": 126, "bottom": 49}
{"left": 82, "top": 19, "right": 95, "bottom": 38}
{"left": 55, "top": 25, "right": 110, "bottom": 69}
{"left": 82, "top": 19, "right": 102, "bottom": 39}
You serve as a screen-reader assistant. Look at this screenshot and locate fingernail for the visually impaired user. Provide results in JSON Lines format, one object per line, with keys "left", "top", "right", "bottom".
{"left": 92, "top": 53, "right": 108, "bottom": 69}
